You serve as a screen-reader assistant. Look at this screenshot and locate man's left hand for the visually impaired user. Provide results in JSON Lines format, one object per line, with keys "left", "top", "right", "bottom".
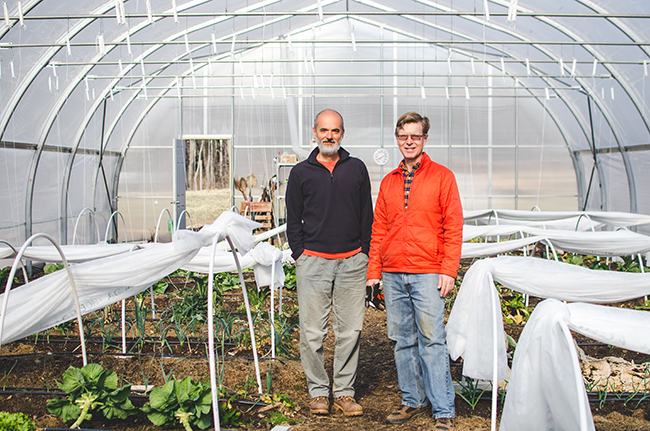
{"left": 437, "top": 274, "right": 455, "bottom": 298}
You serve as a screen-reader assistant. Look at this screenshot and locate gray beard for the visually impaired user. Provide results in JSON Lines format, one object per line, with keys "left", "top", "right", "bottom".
{"left": 317, "top": 139, "right": 341, "bottom": 156}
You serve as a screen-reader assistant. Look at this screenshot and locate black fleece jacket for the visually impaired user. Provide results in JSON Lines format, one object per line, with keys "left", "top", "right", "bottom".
{"left": 285, "top": 147, "right": 373, "bottom": 261}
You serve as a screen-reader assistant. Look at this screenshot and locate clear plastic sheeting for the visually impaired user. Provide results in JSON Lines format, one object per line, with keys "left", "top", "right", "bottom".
{"left": 501, "top": 299, "right": 650, "bottom": 431}
{"left": 447, "top": 256, "right": 650, "bottom": 381}
{"left": 5, "top": 2, "right": 650, "bottom": 245}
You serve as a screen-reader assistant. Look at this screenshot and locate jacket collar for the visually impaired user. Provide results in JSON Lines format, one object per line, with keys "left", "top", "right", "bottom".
{"left": 390, "top": 152, "right": 431, "bottom": 175}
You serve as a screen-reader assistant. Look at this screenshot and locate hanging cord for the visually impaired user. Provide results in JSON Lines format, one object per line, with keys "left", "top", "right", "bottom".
{"left": 535, "top": 98, "right": 548, "bottom": 207}
{"left": 465, "top": 98, "right": 475, "bottom": 210}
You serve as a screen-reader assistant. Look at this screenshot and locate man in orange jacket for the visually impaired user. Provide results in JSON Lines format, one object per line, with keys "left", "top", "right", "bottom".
{"left": 367, "top": 112, "right": 463, "bottom": 431}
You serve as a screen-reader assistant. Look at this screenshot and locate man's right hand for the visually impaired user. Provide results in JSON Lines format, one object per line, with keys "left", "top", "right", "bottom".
{"left": 367, "top": 279, "right": 380, "bottom": 287}
{"left": 365, "top": 280, "right": 385, "bottom": 310}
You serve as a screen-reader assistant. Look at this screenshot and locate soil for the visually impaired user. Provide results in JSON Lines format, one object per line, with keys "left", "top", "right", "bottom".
{"left": 0, "top": 267, "right": 649, "bottom": 430}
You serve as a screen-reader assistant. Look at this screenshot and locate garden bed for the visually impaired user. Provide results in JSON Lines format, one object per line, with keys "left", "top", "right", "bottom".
{"left": 0, "top": 262, "right": 649, "bottom": 430}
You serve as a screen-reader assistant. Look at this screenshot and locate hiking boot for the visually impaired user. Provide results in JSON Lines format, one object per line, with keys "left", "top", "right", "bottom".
{"left": 435, "top": 417, "right": 455, "bottom": 430}
{"left": 385, "top": 404, "right": 429, "bottom": 424}
{"left": 332, "top": 395, "right": 363, "bottom": 416}
{"left": 309, "top": 396, "right": 330, "bottom": 415}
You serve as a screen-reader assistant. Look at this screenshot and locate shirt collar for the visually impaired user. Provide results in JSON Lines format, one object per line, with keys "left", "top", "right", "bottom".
{"left": 399, "top": 159, "right": 421, "bottom": 174}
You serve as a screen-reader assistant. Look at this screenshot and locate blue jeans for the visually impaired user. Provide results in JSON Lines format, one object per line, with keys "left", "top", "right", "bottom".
{"left": 383, "top": 272, "right": 455, "bottom": 419}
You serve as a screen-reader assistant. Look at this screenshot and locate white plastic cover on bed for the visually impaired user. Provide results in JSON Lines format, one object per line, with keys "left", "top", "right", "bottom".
{"left": 0, "top": 243, "right": 140, "bottom": 262}
{"left": 463, "top": 209, "right": 650, "bottom": 230}
{"left": 446, "top": 256, "right": 650, "bottom": 381}
{"left": 0, "top": 212, "right": 266, "bottom": 344}
{"left": 181, "top": 242, "right": 289, "bottom": 289}
{"left": 461, "top": 226, "right": 650, "bottom": 258}
{"left": 500, "top": 299, "right": 650, "bottom": 431}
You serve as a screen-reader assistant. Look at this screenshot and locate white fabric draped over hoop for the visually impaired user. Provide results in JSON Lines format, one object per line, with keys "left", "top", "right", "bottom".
{"left": 500, "top": 299, "right": 650, "bottom": 431}
{"left": 461, "top": 226, "right": 650, "bottom": 258}
{"left": 447, "top": 256, "right": 650, "bottom": 381}
{"left": 0, "top": 212, "right": 272, "bottom": 344}
{"left": 463, "top": 209, "right": 650, "bottom": 230}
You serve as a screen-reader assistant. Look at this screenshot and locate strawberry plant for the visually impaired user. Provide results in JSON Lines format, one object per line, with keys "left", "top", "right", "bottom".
{"left": 142, "top": 376, "right": 214, "bottom": 431}
{"left": 46, "top": 363, "right": 136, "bottom": 428}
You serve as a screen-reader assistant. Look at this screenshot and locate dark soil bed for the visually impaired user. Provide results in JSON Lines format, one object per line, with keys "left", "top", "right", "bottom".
{"left": 0, "top": 263, "right": 649, "bottom": 430}
{"left": 1, "top": 306, "right": 649, "bottom": 431}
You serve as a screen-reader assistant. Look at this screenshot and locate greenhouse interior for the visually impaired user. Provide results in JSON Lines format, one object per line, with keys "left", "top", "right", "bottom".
{"left": 1, "top": 1, "right": 650, "bottom": 431}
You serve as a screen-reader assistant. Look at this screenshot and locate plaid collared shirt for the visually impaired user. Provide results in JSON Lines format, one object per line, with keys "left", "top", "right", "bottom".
{"left": 400, "top": 159, "right": 420, "bottom": 210}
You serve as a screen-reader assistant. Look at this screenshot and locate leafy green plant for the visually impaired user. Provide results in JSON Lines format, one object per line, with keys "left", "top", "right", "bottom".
{"left": 172, "top": 274, "right": 224, "bottom": 325}
{"left": 259, "top": 393, "right": 299, "bottom": 426}
{"left": 0, "top": 266, "right": 19, "bottom": 286}
{"left": 617, "top": 255, "right": 648, "bottom": 273}
{"left": 455, "top": 377, "right": 487, "bottom": 409}
{"left": 238, "top": 286, "right": 270, "bottom": 314}
{"left": 46, "top": 363, "right": 136, "bottom": 428}
{"left": 0, "top": 412, "right": 36, "bottom": 431}
{"left": 152, "top": 278, "right": 170, "bottom": 295}
{"left": 44, "top": 263, "right": 65, "bottom": 274}
{"left": 142, "top": 376, "right": 214, "bottom": 431}
{"left": 218, "top": 389, "right": 245, "bottom": 428}
{"left": 500, "top": 289, "right": 532, "bottom": 324}
{"left": 259, "top": 314, "right": 299, "bottom": 359}
{"left": 215, "top": 272, "right": 241, "bottom": 292}
{"left": 283, "top": 263, "right": 296, "bottom": 290}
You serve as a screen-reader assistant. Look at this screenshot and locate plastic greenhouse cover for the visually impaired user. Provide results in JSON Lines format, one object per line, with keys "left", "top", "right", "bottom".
{"left": 500, "top": 299, "right": 650, "bottom": 431}
{"left": 446, "top": 256, "right": 650, "bottom": 382}
{"left": 0, "top": 211, "right": 277, "bottom": 344}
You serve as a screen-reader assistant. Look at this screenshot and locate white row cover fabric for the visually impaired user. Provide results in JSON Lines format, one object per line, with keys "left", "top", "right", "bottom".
{"left": 0, "top": 212, "right": 265, "bottom": 344}
{"left": 446, "top": 256, "right": 650, "bottom": 381}
{"left": 181, "top": 242, "right": 289, "bottom": 289}
{"left": 462, "top": 225, "right": 650, "bottom": 257}
{"left": 464, "top": 209, "right": 650, "bottom": 230}
{"left": 462, "top": 236, "right": 544, "bottom": 259}
{"left": 0, "top": 243, "right": 140, "bottom": 262}
{"left": 500, "top": 299, "right": 650, "bottom": 431}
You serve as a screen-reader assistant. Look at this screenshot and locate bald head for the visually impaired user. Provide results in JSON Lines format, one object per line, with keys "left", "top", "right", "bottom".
{"left": 314, "top": 109, "right": 344, "bottom": 131}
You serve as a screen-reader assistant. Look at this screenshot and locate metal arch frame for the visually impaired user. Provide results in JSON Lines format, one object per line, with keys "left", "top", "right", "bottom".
{"left": 0, "top": 0, "right": 123, "bottom": 136}
{"left": 111, "top": 7, "right": 591, "bottom": 218}
{"left": 496, "top": 0, "right": 639, "bottom": 212}
{"left": 60, "top": 0, "right": 288, "bottom": 242}
{"left": 107, "top": 12, "right": 325, "bottom": 203}
{"left": 95, "top": 3, "right": 302, "bottom": 239}
{"left": 6, "top": 0, "right": 650, "bottom": 243}
{"left": 575, "top": 0, "right": 650, "bottom": 133}
{"left": 17, "top": 0, "right": 213, "bottom": 243}
{"left": 100, "top": 3, "right": 338, "bottom": 226}
{"left": 411, "top": 0, "right": 632, "bottom": 210}
{"left": 354, "top": 2, "right": 595, "bottom": 208}
{"left": 16, "top": 0, "right": 145, "bottom": 244}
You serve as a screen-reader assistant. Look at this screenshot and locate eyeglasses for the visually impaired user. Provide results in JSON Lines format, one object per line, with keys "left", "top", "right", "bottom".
{"left": 396, "top": 134, "right": 425, "bottom": 142}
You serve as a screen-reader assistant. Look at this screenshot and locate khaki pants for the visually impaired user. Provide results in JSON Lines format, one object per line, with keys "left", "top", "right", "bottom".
{"left": 295, "top": 252, "right": 368, "bottom": 398}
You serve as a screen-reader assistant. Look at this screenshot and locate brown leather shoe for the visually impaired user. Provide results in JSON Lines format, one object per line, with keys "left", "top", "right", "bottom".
{"left": 309, "top": 396, "right": 330, "bottom": 415}
{"left": 332, "top": 395, "right": 363, "bottom": 416}
{"left": 435, "top": 417, "right": 455, "bottom": 430}
{"left": 385, "top": 404, "right": 429, "bottom": 424}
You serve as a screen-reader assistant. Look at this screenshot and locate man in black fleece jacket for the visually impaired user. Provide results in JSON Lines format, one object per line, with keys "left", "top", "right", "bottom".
{"left": 286, "top": 109, "right": 373, "bottom": 417}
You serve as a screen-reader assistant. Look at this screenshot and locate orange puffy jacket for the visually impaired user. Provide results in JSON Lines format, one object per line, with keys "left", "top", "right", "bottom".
{"left": 367, "top": 153, "right": 464, "bottom": 279}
